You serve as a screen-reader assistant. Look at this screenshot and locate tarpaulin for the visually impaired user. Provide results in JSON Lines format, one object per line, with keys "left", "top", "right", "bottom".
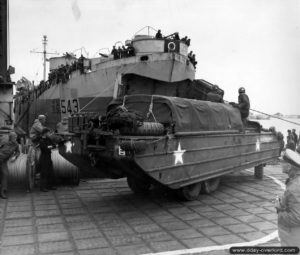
{"left": 108, "top": 95, "right": 243, "bottom": 132}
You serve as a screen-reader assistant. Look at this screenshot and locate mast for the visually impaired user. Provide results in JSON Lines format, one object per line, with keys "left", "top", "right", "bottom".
{"left": 30, "top": 35, "right": 58, "bottom": 82}
{"left": 42, "top": 35, "right": 47, "bottom": 82}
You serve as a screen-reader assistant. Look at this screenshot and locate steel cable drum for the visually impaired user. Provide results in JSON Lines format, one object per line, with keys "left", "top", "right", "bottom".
{"left": 7, "top": 153, "right": 28, "bottom": 186}
{"left": 51, "top": 148, "right": 80, "bottom": 185}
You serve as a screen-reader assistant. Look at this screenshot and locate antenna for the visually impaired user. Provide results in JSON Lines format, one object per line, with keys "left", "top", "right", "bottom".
{"left": 30, "top": 35, "right": 59, "bottom": 81}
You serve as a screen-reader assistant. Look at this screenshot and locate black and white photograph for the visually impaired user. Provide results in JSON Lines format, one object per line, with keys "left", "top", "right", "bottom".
{"left": 0, "top": 0, "right": 300, "bottom": 254}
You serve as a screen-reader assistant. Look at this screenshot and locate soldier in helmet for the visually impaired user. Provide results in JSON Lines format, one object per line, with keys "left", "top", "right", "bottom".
{"left": 230, "top": 87, "right": 250, "bottom": 124}
{"left": 237, "top": 87, "right": 250, "bottom": 124}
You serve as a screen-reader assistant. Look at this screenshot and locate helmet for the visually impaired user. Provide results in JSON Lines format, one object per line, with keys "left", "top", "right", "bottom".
{"left": 238, "top": 87, "right": 245, "bottom": 93}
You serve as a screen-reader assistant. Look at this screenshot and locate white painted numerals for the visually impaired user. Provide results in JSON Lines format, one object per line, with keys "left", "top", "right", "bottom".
{"left": 60, "top": 99, "right": 79, "bottom": 114}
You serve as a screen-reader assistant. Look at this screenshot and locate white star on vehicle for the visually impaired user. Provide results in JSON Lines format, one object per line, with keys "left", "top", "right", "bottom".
{"left": 65, "top": 141, "right": 74, "bottom": 153}
{"left": 173, "top": 143, "right": 186, "bottom": 165}
{"left": 256, "top": 139, "right": 261, "bottom": 151}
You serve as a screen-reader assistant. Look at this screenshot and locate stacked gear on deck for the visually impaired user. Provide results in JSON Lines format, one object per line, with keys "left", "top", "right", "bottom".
{"left": 108, "top": 95, "right": 244, "bottom": 133}
{"left": 105, "top": 97, "right": 166, "bottom": 136}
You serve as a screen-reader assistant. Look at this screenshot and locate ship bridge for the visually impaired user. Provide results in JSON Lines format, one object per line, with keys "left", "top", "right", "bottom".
{"left": 131, "top": 34, "right": 189, "bottom": 57}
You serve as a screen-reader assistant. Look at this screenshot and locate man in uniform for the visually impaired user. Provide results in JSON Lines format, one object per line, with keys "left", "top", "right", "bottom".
{"left": 30, "top": 114, "right": 46, "bottom": 143}
{"left": 56, "top": 117, "right": 69, "bottom": 133}
{"left": 39, "top": 128, "right": 56, "bottom": 192}
{"left": 122, "top": 46, "right": 127, "bottom": 58}
{"left": 287, "top": 130, "right": 296, "bottom": 151}
{"left": 111, "top": 46, "right": 118, "bottom": 59}
{"left": 77, "top": 54, "right": 85, "bottom": 74}
{"left": 155, "top": 29, "right": 162, "bottom": 39}
{"left": 292, "top": 129, "right": 298, "bottom": 148}
{"left": 231, "top": 87, "right": 250, "bottom": 124}
{"left": 0, "top": 132, "right": 20, "bottom": 199}
{"left": 191, "top": 54, "right": 197, "bottom": 68}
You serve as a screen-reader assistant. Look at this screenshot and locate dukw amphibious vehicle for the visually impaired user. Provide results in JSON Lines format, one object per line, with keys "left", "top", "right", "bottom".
{"left": 59, "top": 94, "right": 280, "bottom": 200}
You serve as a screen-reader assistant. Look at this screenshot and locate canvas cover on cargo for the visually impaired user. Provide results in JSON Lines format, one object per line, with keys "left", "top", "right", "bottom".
{"left": 108, "top": 95, "right": 243, "bottom": 132}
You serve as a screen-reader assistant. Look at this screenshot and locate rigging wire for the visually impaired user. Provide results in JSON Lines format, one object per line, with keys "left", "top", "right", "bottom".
{"left": 224, "top": 100, "right": 300, "bottom": 126}
{"left": 249, "top": 108, "right": 300, "bottom": 126}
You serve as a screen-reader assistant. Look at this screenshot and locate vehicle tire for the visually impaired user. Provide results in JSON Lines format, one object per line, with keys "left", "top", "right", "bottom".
{"left": 136, "top": 122, "right": 164, "bottom": 136}
{"left": 120, "top": 122, "right": 164, "bottom": 136}
{"left": 177, "top": 182, "right": 202, "bottom": 201}
{"left": 127, "top": 176, "right": 151, "bottom": 194}
{"left": 201, "top": 177, "right": 220, "bottom": 194}
{"left": 254, "top": 164, "right": 264, "bottom": 179}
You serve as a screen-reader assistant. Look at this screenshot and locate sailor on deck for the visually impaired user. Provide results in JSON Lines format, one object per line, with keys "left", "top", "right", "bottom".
{"left": 111, "top": 46, "right": 118, "bottom": 60}
{"left": 155, "top": 29, "right": 162, "bottom": 39}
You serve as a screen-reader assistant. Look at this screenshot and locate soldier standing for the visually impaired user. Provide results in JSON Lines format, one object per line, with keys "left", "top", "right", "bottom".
{"left": 292, "top": 129, "right": 298, "bottom": 148}
{"left": 237, "top": 87, "right": 250, "bottom": 124}
{"left": 287, "top": 130, "right": 296, "bottom": 151}
{"left": 39, "top": 128, "right": 56, "bottom": 192}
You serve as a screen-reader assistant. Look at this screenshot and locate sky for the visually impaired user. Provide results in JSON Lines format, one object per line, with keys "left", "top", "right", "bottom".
{"left": 9, "top": 0, "right": 300, "bottom": 115}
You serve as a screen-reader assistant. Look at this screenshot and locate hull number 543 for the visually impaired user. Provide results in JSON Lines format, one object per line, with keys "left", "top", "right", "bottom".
{"left": 60, "top": 99, "right": 79, "bottom": 114}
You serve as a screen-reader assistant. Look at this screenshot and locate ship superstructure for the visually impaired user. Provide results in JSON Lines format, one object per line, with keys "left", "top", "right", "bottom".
{"left": 14, "top": 29, "right": 197, "bottom": 133}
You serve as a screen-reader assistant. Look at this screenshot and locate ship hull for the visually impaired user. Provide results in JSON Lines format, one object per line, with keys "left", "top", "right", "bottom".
{"left": 14, "top": 53, "right": 194, "bottom": 133}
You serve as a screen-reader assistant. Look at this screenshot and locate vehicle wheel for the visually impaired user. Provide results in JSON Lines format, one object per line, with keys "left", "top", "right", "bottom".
{"left": 177, "top": 182, "right": 202, "bottom": 201}
{"left": 201, "top": 177, "right": 220, "bottom": 194}
{"left": 254, "top": 164, "right": 264, "bottom": 179}
{"left": 127, "top": 176, "right": 151, "bottom": 194}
